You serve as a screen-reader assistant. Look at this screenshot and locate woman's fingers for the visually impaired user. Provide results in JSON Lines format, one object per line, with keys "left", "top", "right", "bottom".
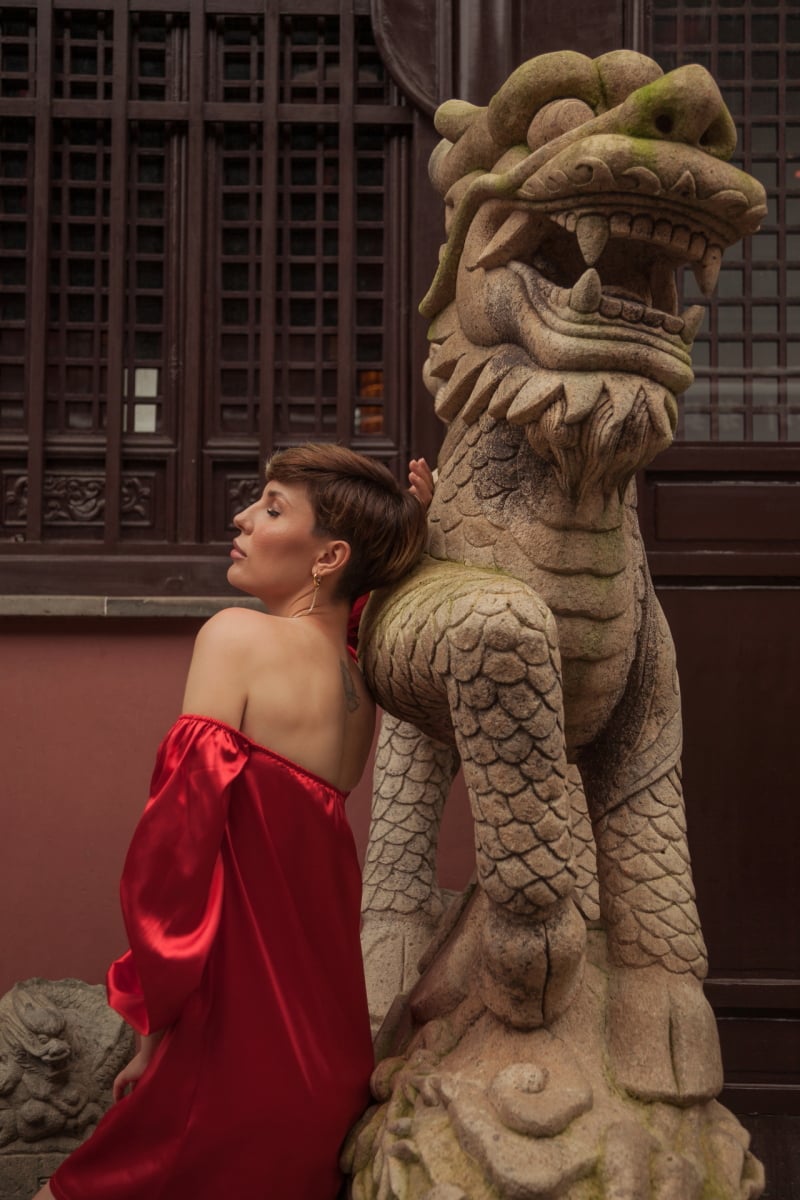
{"left": 408, "top": 458, "right": 435, "bottom": 511}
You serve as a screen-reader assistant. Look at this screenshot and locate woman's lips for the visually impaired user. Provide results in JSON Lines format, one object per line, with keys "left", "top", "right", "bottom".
{"left": 230, "top": 542, "right": 246, "bottom": 559}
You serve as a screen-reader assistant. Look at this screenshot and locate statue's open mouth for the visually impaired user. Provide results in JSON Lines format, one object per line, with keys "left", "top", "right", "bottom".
{"left": 428, "top": 107, "right": 766, "bottom": 429}
{"left": 472, "top": 202, "right": 720, "bottom": 352}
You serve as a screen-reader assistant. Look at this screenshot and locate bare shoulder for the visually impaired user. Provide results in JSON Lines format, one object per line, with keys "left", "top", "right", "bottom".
{"left": 182, "top": 607, "right": 284, "bottom": 725}
{"left": 197, "top": 606, "right": 311, "bottom": 670}
{"left": 193, "top": 605, "right": 274, "bottom": 655}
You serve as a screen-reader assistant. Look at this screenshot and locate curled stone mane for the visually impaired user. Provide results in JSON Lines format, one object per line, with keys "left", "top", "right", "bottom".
{"left": 426, "top": 318, "right": 676, "bottom": 500}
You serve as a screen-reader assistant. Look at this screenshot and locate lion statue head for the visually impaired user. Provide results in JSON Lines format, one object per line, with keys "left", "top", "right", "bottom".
{"left": 422, "top": 50, "right": 766, "bottom": 497}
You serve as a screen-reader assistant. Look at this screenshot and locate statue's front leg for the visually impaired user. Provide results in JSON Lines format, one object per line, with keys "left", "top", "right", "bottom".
{"left": 580, "top": 601, "right": 723, "bottom": 1104}
{"left": 362, "top": 562, "right": 586, "bottom": 1030}
{"left": 441, "top": 583, "right": 586, "bottom": 1028}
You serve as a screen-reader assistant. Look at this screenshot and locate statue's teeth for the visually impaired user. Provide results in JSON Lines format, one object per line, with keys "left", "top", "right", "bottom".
{"left": 692, "top": 246, "right": 722, "bottom": 296}
{"left": 569, "top": 267, "right": 602, "bottom": 313}
{"left": 472, "top": 210, "right": 537, "bottom": 271}
{"left": 610, "top": 213, "right": 631, "bottom": 237}
{"left": 671, "top": 225, "right": 691, "bottom": 254}
{"left": 576, "top": 215, "right": 610, "bottom": 265}
{"left": 622, "top": 300, "right": 646, "bottom": 324}
{"left": 631, "top": 214, "right": 654, "bottom": 240}
{"left": 600, "top": 295, "right": 622, "bottom": 318}
{"left": 680, "top": 304, "right": 706, "bottom": 344}
{"left": 652, "top": 219, "right": 673, "bottom": 246}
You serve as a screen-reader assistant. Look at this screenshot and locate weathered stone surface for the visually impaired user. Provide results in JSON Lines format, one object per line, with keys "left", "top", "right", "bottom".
{"left": 0, "top": 979, "right": 133, "bottom": 1197}
{"left": 352, "top": 46, "right": 766, "bottom": 1200}
{"left": 0, "top": 1154, "right": 68, "bottom": 1200}
{"left": 345, "top": 933, "right": 765, "bottom": 1199}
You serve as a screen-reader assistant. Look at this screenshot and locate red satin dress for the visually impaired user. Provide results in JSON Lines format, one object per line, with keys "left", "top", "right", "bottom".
{"left": 49, "top": 714, "right": 373, "bottom": 1200}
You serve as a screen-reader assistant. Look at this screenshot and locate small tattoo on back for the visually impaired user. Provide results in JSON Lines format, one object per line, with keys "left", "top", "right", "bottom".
{"left": 341, "top": 660, "right": 360, "bottom": 712}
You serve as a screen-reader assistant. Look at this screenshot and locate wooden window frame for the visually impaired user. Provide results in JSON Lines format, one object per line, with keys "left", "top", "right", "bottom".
{"left": 0, "top": 0, "right": 415, "bottom": 596}
{"left": 650, "top": 0, "right": 800, "bottom": 445}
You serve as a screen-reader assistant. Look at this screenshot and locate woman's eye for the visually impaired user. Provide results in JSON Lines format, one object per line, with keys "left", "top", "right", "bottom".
{"left": 266, "top": 508, "right": 280, "bottom": 518}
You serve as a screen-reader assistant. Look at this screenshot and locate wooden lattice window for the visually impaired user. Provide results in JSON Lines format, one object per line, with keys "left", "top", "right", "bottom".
{"left": 0, "top": 116, "right": 30, "bottom": 438}
{"left": 652, "top": 0, "right": 800, "bottom": 441}
{"left": 0, "top": 1, "right": 412, "bottom": 593}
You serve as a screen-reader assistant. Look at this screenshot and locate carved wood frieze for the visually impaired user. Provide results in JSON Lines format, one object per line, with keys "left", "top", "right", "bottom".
{"left": 3, "top": 473, "right": 154, "bottom": 527}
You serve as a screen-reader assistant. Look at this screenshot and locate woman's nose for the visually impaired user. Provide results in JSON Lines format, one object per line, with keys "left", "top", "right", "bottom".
{"left": 233, "top": 506, "right": 249, "bottom": 531}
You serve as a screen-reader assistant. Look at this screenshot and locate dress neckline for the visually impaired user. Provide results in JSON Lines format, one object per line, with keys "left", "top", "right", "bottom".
{"left": 177, "top": 713, "right": 350, "bottom": 798}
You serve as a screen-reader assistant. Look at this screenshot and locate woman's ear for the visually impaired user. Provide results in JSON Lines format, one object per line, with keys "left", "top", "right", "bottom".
{"left": 315, "top": 539, "right": 351, "bottom": 582}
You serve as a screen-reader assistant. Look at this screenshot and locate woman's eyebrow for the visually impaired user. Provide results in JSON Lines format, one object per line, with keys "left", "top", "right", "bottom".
{"left": 265, "top": 486, "right": 289, "bottom": 503}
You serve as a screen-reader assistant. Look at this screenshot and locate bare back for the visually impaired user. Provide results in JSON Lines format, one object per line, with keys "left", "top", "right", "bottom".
{"left": 182, "top": 607, "right": 375, "bottom": 792}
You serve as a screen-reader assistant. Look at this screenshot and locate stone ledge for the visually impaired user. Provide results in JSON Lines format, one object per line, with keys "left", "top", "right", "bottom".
{"left": 0, "top": 595, "right": 263, "bottom": 618}
{"left": 0, "top": 1151, "right": 67, "bottom": 1199}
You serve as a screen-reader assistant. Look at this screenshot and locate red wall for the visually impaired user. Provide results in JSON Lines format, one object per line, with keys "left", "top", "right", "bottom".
{"left": 0, "top": 618, "right": 474, "bottom": 997}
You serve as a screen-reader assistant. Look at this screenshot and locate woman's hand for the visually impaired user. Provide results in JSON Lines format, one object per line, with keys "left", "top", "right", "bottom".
{"left": 408, "top": 458, "right": 435, "bottom": 512}
{"left": 112, "top": 1029, "right": 166, "bottom": 1102}
{"left": 112, "top": 1050, "right": 151, "bottom": 1102}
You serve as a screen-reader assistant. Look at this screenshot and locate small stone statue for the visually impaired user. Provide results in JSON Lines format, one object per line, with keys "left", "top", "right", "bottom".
{"left": 0, "top": 979, "right": 133, "bottom": 1197}
{"left": 350, "top": 49, "right": 766, "bottom": 1199}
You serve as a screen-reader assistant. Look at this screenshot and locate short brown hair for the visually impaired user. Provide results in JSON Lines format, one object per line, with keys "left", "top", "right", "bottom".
{"left": 265, "top": 443, "right": 428, "bottom": 602}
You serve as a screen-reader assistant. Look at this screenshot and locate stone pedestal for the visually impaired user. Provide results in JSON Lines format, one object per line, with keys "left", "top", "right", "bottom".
{"left": 346, "top": 927, "right": 764, "bottom": 1200}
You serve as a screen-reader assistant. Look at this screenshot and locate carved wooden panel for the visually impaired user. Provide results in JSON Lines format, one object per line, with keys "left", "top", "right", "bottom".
{"left": 639, "top": 447, "right": 800, "bottom": 576}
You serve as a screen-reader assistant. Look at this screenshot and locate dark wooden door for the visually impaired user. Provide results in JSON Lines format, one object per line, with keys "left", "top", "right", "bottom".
{"left": 641, "top": 450, "right": 800, "bottom": 1116}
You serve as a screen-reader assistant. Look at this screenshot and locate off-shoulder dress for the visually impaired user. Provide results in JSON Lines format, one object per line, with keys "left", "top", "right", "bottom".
{"left": 49, "top": 713, "right": 373, "bottom": 1200}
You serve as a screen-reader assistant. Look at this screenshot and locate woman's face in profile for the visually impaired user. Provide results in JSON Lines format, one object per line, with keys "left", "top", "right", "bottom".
{"left": 228, "top": 480, "right": 327, "bottom": 605}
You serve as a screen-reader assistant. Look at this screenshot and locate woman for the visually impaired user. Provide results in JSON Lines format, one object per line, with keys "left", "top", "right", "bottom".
{"left": 39, "top": 444, "right": 430, "bottom": 1200}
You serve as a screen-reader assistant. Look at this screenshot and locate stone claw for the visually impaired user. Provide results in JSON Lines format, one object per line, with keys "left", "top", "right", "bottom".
{"left": 479, "top": 895, "right": 586, "bottom": 1028}
{"left": 607, "top": 964, "right": 723, "bottom": 1104}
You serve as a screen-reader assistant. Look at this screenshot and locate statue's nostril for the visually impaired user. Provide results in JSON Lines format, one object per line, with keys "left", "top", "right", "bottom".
{"left": 655, "top": 113, "right": 674, "bottom": 136}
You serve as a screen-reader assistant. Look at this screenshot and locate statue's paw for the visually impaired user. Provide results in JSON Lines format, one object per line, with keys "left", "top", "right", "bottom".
{"left": 480, "top": 896, "right": 586, "bottom": 1029}
{"left": 361, "top": 911, "right": 442, "bottom": 1033}
{"left": 607, "top": 964, "right": 723, "bottom": 1104}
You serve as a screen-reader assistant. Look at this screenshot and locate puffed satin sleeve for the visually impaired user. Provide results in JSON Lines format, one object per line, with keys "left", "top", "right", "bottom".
{"left": 106, "top": 716, "right": 249, "bottom": 1035}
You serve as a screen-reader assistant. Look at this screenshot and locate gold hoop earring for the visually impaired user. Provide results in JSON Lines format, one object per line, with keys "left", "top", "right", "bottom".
{"left": 308, "top": 571, "right": 321, "bottom": 615}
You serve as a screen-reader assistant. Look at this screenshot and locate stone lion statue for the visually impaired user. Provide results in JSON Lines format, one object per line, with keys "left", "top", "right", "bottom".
{"left": 346, "top": 49, "right": 766, "bottom": 1199}
{"left": 0, "top": 979, "right": 134, "bottom": 1197}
